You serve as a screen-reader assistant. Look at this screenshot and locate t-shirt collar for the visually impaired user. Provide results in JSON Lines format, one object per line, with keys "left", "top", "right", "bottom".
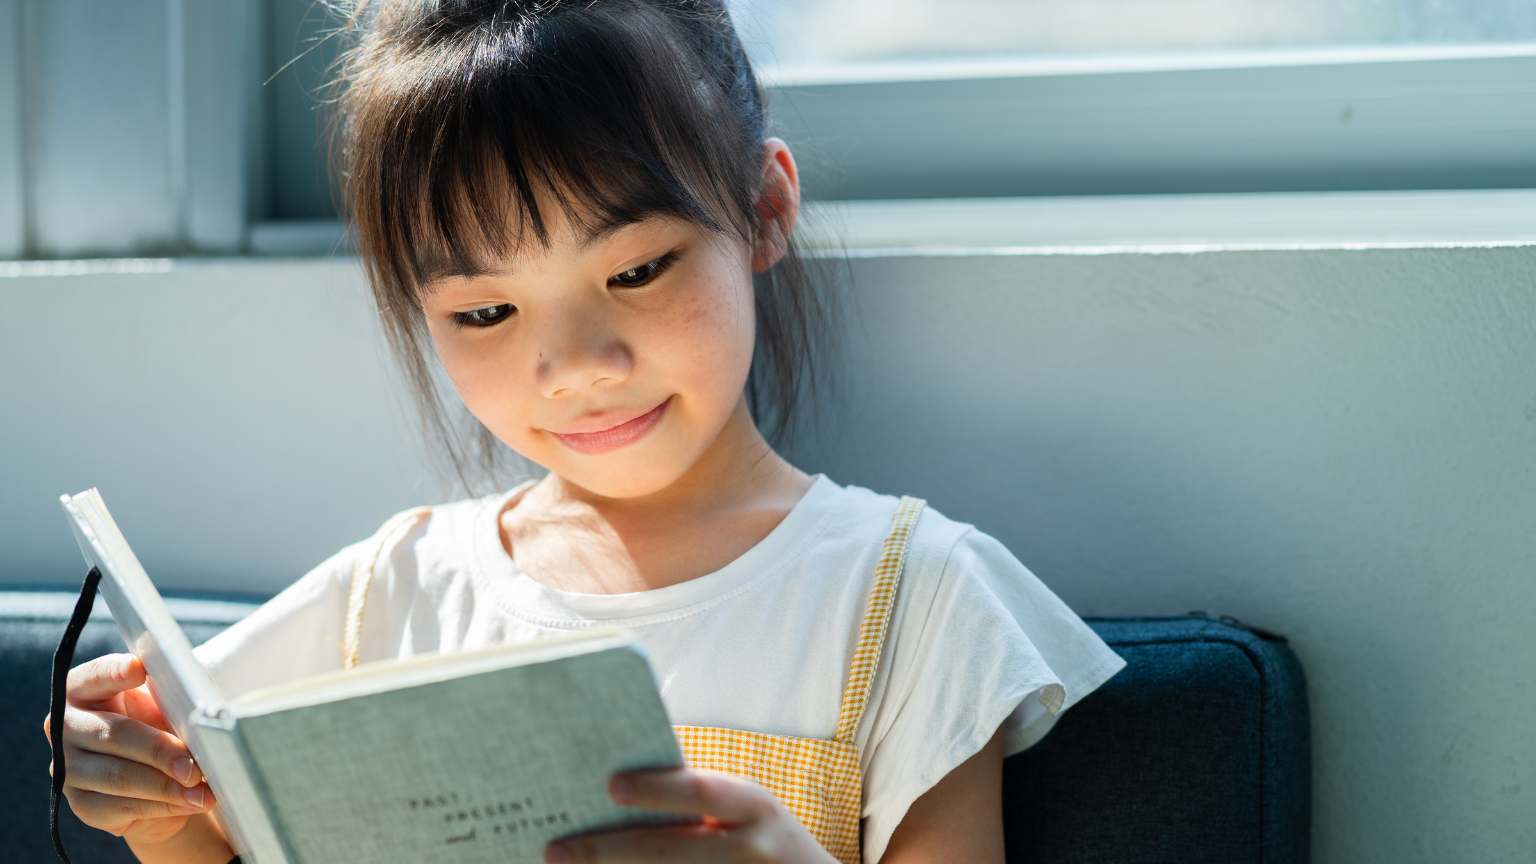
{"left": 471, "top": 472, "right": 836, "bottom": 625}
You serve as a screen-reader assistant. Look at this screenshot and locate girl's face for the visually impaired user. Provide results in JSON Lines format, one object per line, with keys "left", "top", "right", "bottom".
{"left": 419, "top": 147, "right": 795, "bottom": 505}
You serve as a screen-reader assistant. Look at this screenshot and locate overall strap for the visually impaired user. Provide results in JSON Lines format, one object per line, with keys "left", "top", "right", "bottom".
{"left": 832, "top": 495, "right": 927, "bottom": 744}
{"left": 342, "top": 506, "right": 433, "bottom": 671}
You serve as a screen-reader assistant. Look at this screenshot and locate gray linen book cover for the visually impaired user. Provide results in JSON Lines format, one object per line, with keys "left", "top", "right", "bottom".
{"left": 228, "top": 637, "right": 689, "bottom": 862}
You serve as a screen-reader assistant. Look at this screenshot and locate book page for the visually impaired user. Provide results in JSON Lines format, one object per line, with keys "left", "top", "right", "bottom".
{"left": 232, "top": 626, "right": 638, "bottom": 716}
{"left": 236, "top": 643, "right": 689, "bottom": 862}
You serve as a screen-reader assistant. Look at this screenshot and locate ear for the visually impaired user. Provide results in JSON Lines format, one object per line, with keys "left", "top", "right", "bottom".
{"left": 751, "top": 137, "right": 801, "bottom": 273}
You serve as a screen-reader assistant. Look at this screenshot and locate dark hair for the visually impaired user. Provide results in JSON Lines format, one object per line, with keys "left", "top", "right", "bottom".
{"left": 313, "top": 0, "right": 845, "bottom": 497}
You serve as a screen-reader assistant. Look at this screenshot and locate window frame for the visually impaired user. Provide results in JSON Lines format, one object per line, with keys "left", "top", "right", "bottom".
{"left": 756, "top": 43, "right": 1536, "bottom": 201}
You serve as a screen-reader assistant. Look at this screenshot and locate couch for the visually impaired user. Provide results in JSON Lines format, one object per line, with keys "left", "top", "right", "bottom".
{"left": 1, "top": 587, "right": 1310, "bottom": 862}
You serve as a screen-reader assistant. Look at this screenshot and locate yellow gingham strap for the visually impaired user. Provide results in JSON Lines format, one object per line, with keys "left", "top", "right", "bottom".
{"left": 343, "top": 505, "right": 433, "bottom": 670}
{"left": 670, "top": 725, "right": 862, "bottom": 863}
{"left": 831, "top": 495, "right": 926, "bottom": 743}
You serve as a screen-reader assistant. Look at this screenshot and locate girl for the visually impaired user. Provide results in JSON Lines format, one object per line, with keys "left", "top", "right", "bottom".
{"left": 46, "top": 1, "right": 1127, "bottom": 862}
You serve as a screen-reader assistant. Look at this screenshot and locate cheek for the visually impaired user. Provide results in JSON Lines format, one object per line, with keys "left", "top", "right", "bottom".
{"left": 428, "top": 328, "right": 480, "bottom": 394}
{"left": 428, "top": 325, "right": 518, "bottom": 425}
{"left": 659, "top": 268, "right": 755, "bottom": 387}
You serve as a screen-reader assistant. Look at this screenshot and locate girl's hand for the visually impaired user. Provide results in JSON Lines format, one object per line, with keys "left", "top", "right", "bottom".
{"left": 42, "top": 652, "right": 218, "bottom": 847}
{"left": 544, "top": 767, "right": 838, "bottom": 863}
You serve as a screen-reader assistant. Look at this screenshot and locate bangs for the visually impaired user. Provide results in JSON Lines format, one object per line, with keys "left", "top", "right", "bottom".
{"left": 340, "top": 2, "right": 758, "bottom": 302}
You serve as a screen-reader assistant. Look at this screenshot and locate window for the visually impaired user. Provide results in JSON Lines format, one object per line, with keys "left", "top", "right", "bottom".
{"left": 261, "top": 0, "right": 1536, "bottom": 219}
{"left": 4, "top": 0, "right": 1533, "bottom": 259}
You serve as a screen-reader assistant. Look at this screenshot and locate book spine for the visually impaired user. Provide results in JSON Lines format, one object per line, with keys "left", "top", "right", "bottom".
{"left": 188, "top": 706, "right": 295, "bottom": 864}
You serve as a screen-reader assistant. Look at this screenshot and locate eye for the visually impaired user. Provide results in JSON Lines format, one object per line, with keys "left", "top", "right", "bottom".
{"left": 445, "top": 250, "right": 680, "bottom": 330}
{"left": 449, "top": 303, "right": 515, "bottom": 330}
{"left": 611, "top": 250, "right": 680, "bottom": 289}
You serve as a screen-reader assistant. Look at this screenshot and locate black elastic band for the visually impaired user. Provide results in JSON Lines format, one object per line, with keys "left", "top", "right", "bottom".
{"left": 49, "top": 565, "right": 102, "bottom": 862}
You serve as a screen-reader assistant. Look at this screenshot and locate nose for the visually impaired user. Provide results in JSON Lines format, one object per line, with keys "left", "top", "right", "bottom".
{"left": 536, "top": 305, "right": 633, "bottom": 399}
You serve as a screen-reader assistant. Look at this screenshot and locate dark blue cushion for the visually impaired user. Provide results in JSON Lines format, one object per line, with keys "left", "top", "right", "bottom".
{"left": 1007, "top": 616, "right": 1311, "bottom": 864}
{"left": 1, "top": 589, "right": 1308, "bottom": 863}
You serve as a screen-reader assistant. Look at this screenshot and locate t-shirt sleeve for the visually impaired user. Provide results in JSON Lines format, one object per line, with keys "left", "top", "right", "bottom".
{"left": 860, "top": 525, "right": 1127, "bottom": 864}
{"left": 190, "top": 539, "right": 367, "bottom": 700}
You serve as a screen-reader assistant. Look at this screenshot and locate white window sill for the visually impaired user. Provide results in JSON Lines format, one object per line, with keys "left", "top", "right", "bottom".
{"left": 7, "top": 186, "right": 1531, "bottom": 279}
{"left": 811, "top": 188, "right": 1536, "bottom": 255}
{"left": 241, "top": 188, "right": 1536, "bottom": 260}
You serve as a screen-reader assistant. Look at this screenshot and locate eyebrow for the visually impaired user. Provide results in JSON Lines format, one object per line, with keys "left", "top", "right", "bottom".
{"left": 417, "top": 213, "right": 652, "bottom": 288}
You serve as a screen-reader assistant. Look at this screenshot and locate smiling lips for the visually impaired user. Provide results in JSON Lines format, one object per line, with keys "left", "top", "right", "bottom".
{"left": 550, "top": 396, "right": 671, "bottom": 454}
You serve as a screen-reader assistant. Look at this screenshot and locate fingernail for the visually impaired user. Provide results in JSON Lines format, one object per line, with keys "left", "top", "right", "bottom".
{"left": 183, "top": 785, "right": 204, "bottom": 807}
{"left": 610, "top": 774, "right": 634, "bottom": 800}
{"left": 172, "top": 757, "right": 193, "bottom": 784}
{"left": 546, "top": 843, "right": 572, "bottom": 863}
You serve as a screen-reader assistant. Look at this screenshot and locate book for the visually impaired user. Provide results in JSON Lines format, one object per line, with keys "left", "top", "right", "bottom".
{"left": 58, "top": 487, "right": 690, "bottom": 863}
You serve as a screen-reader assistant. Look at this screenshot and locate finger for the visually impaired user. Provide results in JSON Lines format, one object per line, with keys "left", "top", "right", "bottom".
{"left": 63, "top": 744, "right": 214, "bottom": 811}
{"left": 120, "top": 681, "right": 172, "bottom": 734}
{"left": 66, "top": 787, "right": 207, "bottom": 833}
{"left": 548, "top": 820, "right": 739, "bottom": 864}
{"left": 66, "top": 653, "right": 144, "bottom": 707}
{"left": 63, "top": 706, "right": 204, "bottom": 788}
{"left": 608, "top": 768, "right": 767, "bottom": 825}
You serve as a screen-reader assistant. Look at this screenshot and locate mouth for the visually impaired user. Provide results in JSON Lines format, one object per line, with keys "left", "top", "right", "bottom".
{"left": 550, "top": 395, "right": 671, "bottom": 455}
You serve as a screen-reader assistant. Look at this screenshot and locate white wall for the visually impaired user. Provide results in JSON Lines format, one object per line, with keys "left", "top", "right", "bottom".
{"left": 3, "top": 207, "right": 1533, "bottom": 862}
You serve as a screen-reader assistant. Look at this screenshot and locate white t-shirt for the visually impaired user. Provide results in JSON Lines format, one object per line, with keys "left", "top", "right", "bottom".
{"left": 192, "top": 472, "right": 1127, "bottom": 864}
